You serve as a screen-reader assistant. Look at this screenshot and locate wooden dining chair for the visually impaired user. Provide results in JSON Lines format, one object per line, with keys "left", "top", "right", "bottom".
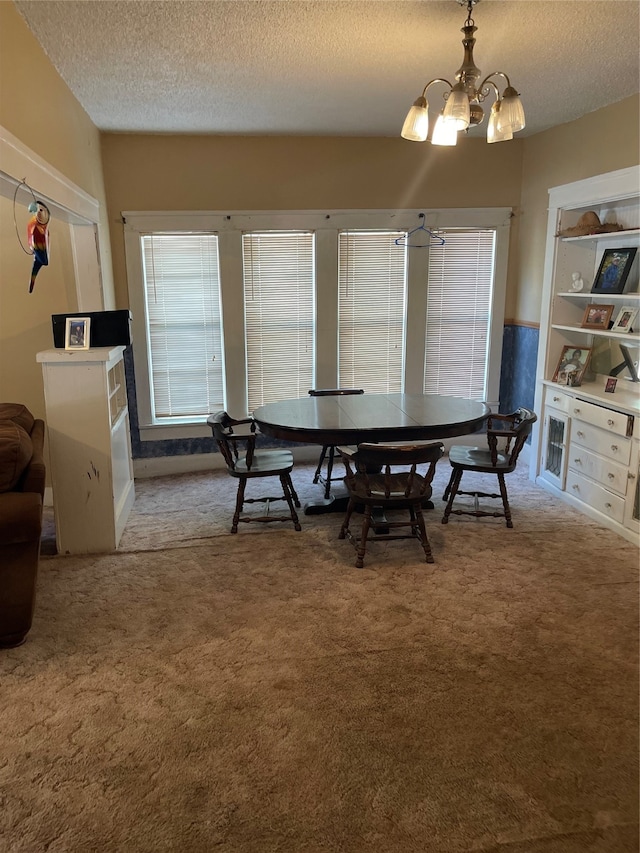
{"left": 441, "top": 407, "right": 537, "bottom": 528}
{"left": 338, "top": 441, "right": 445, "bottom": 568}
{"left": 207, "top": 411, "right": 302, "bottom": 533}
{"left": 308, "top": 388, "right": 364, "bottom": 498}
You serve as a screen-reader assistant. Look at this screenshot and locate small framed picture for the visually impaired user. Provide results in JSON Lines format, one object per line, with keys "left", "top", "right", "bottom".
{"left": 591, "top": 247, "right": 637, "bottom": 294}
{"left": 604, "top": 377, "right": 617, "bottom": 393}
{"left": 580, "top": 303, "right": 614, "bottom": 330}
{"left": 611, "top": 305, "right": 639, "bottom": 333}
{"left": 552, "top": 345, "right": 592, "bottom": 387}
{"left": 64, "top": 317, "right": 91, "bottom": 350}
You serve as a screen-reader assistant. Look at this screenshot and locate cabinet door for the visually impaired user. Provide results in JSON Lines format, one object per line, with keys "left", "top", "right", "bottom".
{"left": 540, "top": 409, "right": 569, "bottom": 489}
{"left": 623, "top": 441, "right": 640, "bottom": 535}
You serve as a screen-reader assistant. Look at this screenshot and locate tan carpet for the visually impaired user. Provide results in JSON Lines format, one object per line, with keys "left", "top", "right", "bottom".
{"left": 1, "top": 462, "right": 638, "bottom": 852}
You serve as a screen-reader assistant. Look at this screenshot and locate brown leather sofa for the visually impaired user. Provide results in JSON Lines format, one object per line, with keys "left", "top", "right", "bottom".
{"left": 0, "top": 403, "right": 46, "bottom": 648}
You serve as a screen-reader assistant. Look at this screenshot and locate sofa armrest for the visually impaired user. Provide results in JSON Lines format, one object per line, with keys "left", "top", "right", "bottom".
{"left": 0, "top": 491, "right": 43, "bottom": 545}
{"left": 20, "top": 419, "right": 46, "bottom": 498}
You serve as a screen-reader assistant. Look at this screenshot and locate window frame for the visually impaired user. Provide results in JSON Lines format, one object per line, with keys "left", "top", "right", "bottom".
{"left": 124, "top": 209, "right": 510, "bottom": 442}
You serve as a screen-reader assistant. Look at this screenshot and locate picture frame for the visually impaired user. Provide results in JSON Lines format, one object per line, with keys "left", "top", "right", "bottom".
{"left": 64, "top": 317, "right": 91, "bottom": 351}
{"left": 552, "top": 345, "right": 592, "bottom": 387}
{"left": 580, "top": 303, "right": 614, "bottom": 330}
{"left": 611, "top": 305, "right": 639, "bottom": 333}
{"left": 609, "top": 343, "right": 640, "bottom": 383}
{"left": 604, "top": 377, "right": 617, "bottom": 393}
{"left": 591, "top": 247, "right": 637, "bottom": 294}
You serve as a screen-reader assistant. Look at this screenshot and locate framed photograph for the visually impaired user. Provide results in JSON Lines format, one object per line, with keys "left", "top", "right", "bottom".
{"left": 591, "top": 247, "right": 637, "bottom": 294}
{"left": 604, "top": 377, "right": 617, "bottom": 393}
{"left": 580, "top": 303, "right": 614, "bottom": 330}
{"left": 552, "top": 345, "right": 592, "bottom": 386}
{"left": 611, "top": 305, "right": 639, "bottom": 333}
{"left": 64, "top": 317, "right": 91, "bottom": 351}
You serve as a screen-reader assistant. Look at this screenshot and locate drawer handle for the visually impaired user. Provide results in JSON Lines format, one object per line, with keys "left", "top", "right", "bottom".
{"left": 572, "top": 484, "right": 580, "bottom": 491}
{"left": 573, "top": 458, "right": 581, "bottom": 464}
{"left": 607, "top": 419, "right": 615, "bottom": 427}
{"left": 605, "top": 502, "right": 612, "bottom": 509}
{"left": 553, "top": 396, "right": 561, "bottom": 403}
{"left": 573, "top": 407, "right": 581, "bottom": 414}
{"left": 608, "top": 473, "right": 615, "bottom": 480}
{"left": 611, "top": 445, "right": 618, "bottom": 452}
{"left": 577, "top": 430, "right": 584, "bottom": 438}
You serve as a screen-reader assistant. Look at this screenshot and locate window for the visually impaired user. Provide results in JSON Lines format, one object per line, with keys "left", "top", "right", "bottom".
{"left": 338, "top": 231, "right": 407, "bottom": 392}
{"left": 424, "top": 229, "right": 496, "bottom": 399}
{"left": 243, "top": 232, "right": 315, "bottom": 411}
{"left": 124, "top": 209, "right": 510, "bottom": 442}
{"left": 141, "top": 233, "right": 224, "bottom": 419}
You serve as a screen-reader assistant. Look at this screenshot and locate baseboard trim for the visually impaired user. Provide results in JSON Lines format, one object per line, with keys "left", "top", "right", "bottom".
{"left": 133, "top": 445, "right": 320, "bottom": 478}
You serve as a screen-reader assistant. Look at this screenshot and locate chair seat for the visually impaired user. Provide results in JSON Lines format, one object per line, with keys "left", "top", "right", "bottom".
{"left": 232, "top": 450, "right": 294, "bottom": 477}
{"left": 448, "top": 445, "right": 513, "bottom": 472}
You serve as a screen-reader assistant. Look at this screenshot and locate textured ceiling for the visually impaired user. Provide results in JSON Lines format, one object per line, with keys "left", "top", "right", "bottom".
{"left": 14, "top": 0, "right": 640, "bottom": 138}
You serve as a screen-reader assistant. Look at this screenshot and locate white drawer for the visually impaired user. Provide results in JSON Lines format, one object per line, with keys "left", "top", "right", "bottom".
{"left": 568, "top": 398, "right": 632, "bottom": 437}
{"left": 571, "top": 422, "right": 632, "bottom": 465}
{"left": 544, "top": 386, "right": 570, "bottom": 413}
{"left": 567, "top": 445, "right": 629, "bottom": 496}
{"left": 565, "top": 470, "right": 625, "bottom": 523}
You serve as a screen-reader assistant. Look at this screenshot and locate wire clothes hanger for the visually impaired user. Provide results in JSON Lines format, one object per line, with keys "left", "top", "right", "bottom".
{"left": 394, "top": 213, "right": 445, "bottom": 248}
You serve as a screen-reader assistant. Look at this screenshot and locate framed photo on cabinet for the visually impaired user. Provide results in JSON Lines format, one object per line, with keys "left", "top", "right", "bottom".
{"left": 580, "top": 303, "right": 614, "bottom": 330}
{"left": 552, "top": 345, "right": 592, "bottom": 387}
{"left": 64, "top": 317, "right": 91, "bottom": 351}
{"left": 611, "top": 305, "right": 639, "bottom": 333}
{"left": 591, "top": 248, "right": 637, "bottom": 294}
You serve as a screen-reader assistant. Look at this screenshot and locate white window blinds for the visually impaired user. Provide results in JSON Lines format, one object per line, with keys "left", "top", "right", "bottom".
{"left": 424, "top": 229, "right": 495, "bottom": 399}
{"left": 338, "top": 231, "right": 407, "bottom": 392}
{"left": 141, "top": 234, "right": 224, "bottom": 419}
{"left": 242, "top": 232, "right": 315, "bottom": 412}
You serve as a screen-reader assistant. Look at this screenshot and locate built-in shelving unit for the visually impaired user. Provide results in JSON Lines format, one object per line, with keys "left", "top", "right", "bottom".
{"left": 37, "top": 345, "right": 135, "bottom": 554}
{"left": 531, "top": 166, "right": 640, "bottom": 545}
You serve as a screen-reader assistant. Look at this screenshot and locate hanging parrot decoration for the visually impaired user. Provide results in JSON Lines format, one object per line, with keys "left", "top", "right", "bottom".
{"left": 27, "top": 200, "right": 50, "bottom": 293}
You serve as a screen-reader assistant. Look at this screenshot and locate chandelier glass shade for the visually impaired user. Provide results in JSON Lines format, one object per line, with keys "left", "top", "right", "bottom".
{"left": 401, "top": 0, "right": 525, "bottom": 146}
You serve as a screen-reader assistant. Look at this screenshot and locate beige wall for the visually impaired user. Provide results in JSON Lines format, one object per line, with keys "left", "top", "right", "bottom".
{"left": 517, "top": 95, "right": 640, "bottom": 324}
{"left": 0, "top": 0, "right": 638, "bottom": 423}
{"left": 0, "top": 2, "right": 112, "bottom": 417}
{"left": 101, "top": 133, "right": 524, "bottom": 309}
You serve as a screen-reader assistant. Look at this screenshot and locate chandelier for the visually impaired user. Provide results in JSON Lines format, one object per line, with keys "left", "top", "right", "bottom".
{"left": 401, "top": 0, "right": 525, "bottom": 146}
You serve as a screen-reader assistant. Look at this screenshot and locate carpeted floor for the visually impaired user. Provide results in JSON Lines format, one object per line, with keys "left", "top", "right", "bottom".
{"left": 1, "top": 462, "right": 638, "bottom": 852}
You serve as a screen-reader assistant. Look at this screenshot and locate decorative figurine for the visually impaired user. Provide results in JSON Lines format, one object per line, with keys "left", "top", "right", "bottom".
{"left": 570, "top": 271, "right": 584, "bottom": 292}
{"left": 27, "top": 201, "right": 50, "bottom": 293}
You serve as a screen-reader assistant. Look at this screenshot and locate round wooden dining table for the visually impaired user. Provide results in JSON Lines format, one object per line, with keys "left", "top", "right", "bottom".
{"left": 253, "top": 393, "right": 490, "bottom": 513}
{"left": 253, "top": 392, "right": 490, "bottom": 446}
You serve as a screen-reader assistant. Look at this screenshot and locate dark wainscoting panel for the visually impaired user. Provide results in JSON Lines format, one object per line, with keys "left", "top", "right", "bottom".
{"left": 499, "top": 324, "right": 539, "bottom": 416}
{"left": 125, "top": 326, "right": 540, "bottom": 461}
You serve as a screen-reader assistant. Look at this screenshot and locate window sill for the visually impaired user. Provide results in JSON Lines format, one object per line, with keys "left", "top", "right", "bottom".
{"left": 138, "top": 422, "right": 212, "bottom": 442}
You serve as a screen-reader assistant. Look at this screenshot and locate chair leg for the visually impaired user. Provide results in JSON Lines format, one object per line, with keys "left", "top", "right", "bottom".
{"left": 280, "top": 474, "right": 302, "bottom": 531}
{"left": 414, "top": 504, "right": 434, "bottom": 563}
{"left": 441, "top": 468, "right": 463, "bottom": 524}
{"left": 288, "top": 478, "right": 301, "bottom": 507}
{"left": 442, "top": 468, "right": 456, "bottom": 502}
{"left": 355, "top": 506, "right": 373, "bottom": 569}
{"left": 339, "top": 499, "right": 355, "bottom": 540}
{"left": 497, "top": 472, "right": 513, "bottom": 528}
{"left": 313, "top": 446, "right": 328, "bottom": 484}
{"left": 232, "top": 477, "right": 247, "bottom": 533}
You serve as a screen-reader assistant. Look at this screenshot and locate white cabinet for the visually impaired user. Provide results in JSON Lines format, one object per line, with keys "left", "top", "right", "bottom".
{"left": 37, "top": 346, "right": 135, "bottom": 554}
{"left": 531, "top": 166, "right": 640, "bottom": 545}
